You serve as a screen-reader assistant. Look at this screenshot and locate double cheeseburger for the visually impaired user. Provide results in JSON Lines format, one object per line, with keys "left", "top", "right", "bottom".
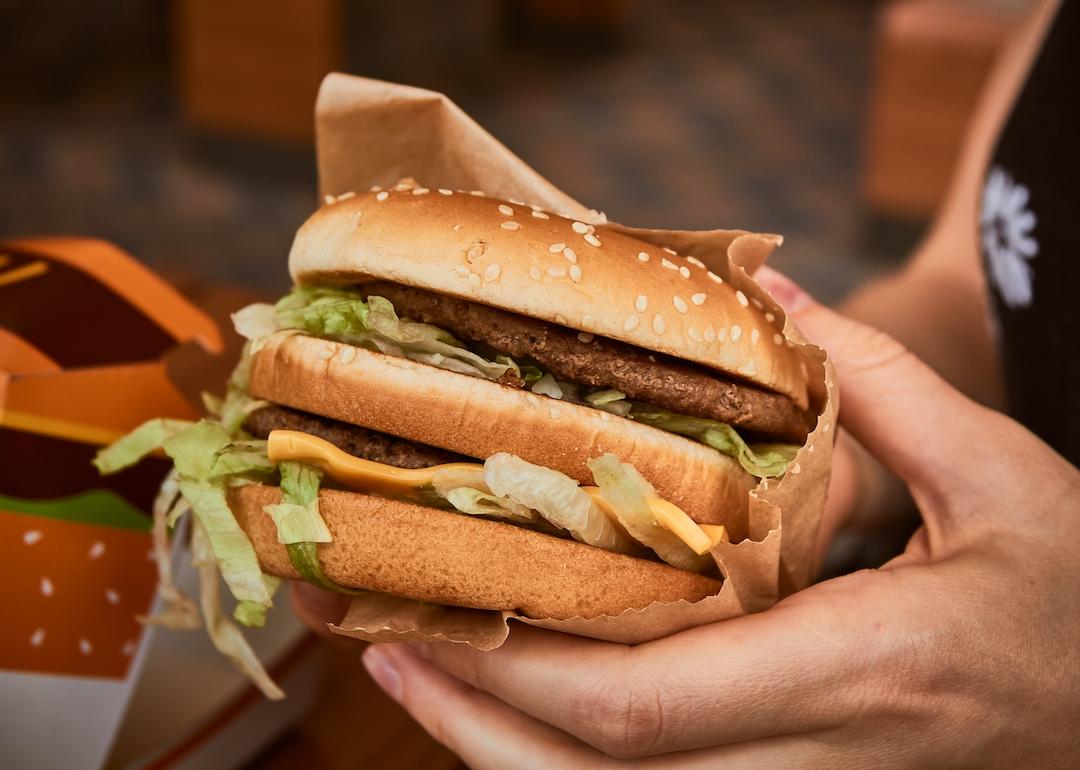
{"left": 221, "top": 183, "right": 817, "bottom": 621}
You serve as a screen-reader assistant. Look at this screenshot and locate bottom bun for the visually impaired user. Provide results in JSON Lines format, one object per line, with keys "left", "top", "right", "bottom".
{"left": 231, "top": 484, "right": 723, "bottom": 620}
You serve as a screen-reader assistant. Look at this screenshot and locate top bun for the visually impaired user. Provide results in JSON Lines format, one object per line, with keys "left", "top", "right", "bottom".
{"left": 290, "top": 184, "right": 810, "bottom": 408}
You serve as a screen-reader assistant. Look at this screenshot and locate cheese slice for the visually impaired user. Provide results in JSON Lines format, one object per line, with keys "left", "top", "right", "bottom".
{"left": 266, "top": 429, "right": 728, "bottom": 554}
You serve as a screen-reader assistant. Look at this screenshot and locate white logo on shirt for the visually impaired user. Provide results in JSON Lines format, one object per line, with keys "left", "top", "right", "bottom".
{"left": 981, "top": 165, "right": 1039, "bottom": 309}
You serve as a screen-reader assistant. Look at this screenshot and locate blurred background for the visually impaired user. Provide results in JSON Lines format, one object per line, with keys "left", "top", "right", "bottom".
{"left": 0, "top": 1, "right": 1028, "bottom": 768}
{"left": 0, "top": 0, "right": 1025, "bottom": 304}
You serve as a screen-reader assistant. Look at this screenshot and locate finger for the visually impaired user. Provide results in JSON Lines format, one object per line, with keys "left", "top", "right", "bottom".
{"left": 755, "top": 266, "right": 997, "bottom": 498}
{"left": 412, "top": 595, "right": 873, "bottom": 758}
{"left": 290, "top": 582, "right": 350, "bottom": 638}
{"left": 362, "top": 643, "right": 608, "bottom": 770}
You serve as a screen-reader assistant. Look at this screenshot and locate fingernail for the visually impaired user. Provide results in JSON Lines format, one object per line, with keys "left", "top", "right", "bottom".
{"left": 755, "top": 266, "right": 813, "bottom": 314}
{"left": 362, "top": 645, "right": 403, "bottom": 702}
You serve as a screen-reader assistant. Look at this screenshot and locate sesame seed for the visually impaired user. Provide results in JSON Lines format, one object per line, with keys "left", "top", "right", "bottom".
{"left": 530, "top": 265, "right": 542, "bottom": 280}
{"left": 707, "top": 271, "right": 723, "bottom": 283}
{"left": 653, "top": 313, "right": 666, "bottom": 334}
{"left": 370, "top": 185, "right": 383, "bottom": 192}
{"left": 624, "top": 314, "right": 641, "bottom": 331}
{"left": 736, "top": 290, "right": 749, "bottom": 307}
{"left": 704, "top": 326, "right": 716, "bottom": 341}
{"left": 555, "top": 313, "right": 568, "bottom": 324}
{"left": 79, "top": 638, "right": 92, "bottom": 655}
{"left": 687, "top": 256, "right": 705, "bottom": 269}
{"left": 673, "top": 296, "right": 688, "bottom": 313}
{"left": 765, "top": 312, "right": 776, "bottom": 323}
{"left": 531, "top": 210, "right": 550, "bottom": 219}
{"left": 466, "top": 242, "right": 485, "bottom": 262}
{"left": 751, "top": 328, "right": 760, "bottom": 344}
{"left": 752, "top": 298, "right": 764, "bottom": 309}
{"left": 679, "top": 266, "right": 691, "bottom": 279}
{"left": 340, "top": 346, "right": 357, "bottom": 364}
{"left": 637, "top": 251, "right": 650, "bottom": 262}
{"left": 584, "top": 233, "right": 601, "bottom": 247}
{"left": 89, "top": 541, "right": 106, "bottom": 559}
{"left": 577, "top": 332, "right": 595, "bottom": 343}
{"left": 337, "top": 191, "right": 356, "bottom": 200}
{"left": 571, "top": 221, "right": 589, "bottom": 234}
{"left": 563, "top": 247, "right": 577, "bottom": 262}
{"left": 376, "top": 191, "right": 389, "bottom": 201}
{"left": 470, "top": 190, "right": 485, "bottom": 196}
{"left": 23, "top": 530, "right": 42, "bottom": 545}
{"left": 717, "top": 326, "right": 728, "bottom": 342}
{"left": 122, "top": 640, "right": 136, "bottom": 656}
{"left": 500, "top": 221, "right": 521, "bottom": 231}
{"left": 413, "top": 187, "right": 430, "bottom": 195}
{"left": 549, "top": 242, "right": 566, "bottom": 253}
{"left": 438, "top": 188, "right": 453, "bottom": 195}
{"left": 323, "top": 194, "right": 336, "bottom": 205}
{"left": 498, "top": 204, "right": 514, "bottom": 216}
{"left": 635, "top": 294, "right": 648, "bottom": 312}
{"left": 790, "top": 462, "right": 802, "bottom": 475}
{"left": 484, "top": 264, "right": 501, "bottom": 282}
{"left": 688, "top": 327, "right": 702, "bottom": 342}
{"left": 691, "top": 292, "right": 706, "bottom": 305}
{"left": 663, "top": 246, "right": 677, "bottom": 255}
{"left": 823, "top": 423, "right": 831, "bottom": 433}
{"left": 395, "top": 182, "right": 412, "bottom": 190}
{"left": 586, "top": 224, "right": 596, "bottom": 233}
{"left": 569, "top": 264, "right": 583, "bottom": 282}
{"left": 547, "top": 266, "right": 567, "bottom": 278}
{"left": 731, "top": 324, "right": 742, "bottom": 342}
{"left": 648, "top": 355, "right": 657, "bottom": 362}
{"left": 468, "top": 273, "right": 482, "bottom": 287}
{"left": 661, "top": 258, "right": 678, "bottom": 271}
{"left": 773, "top": 333, "right": 784, "bottom": 345}
{"left": 509, "top": 198, "right": 525, "bottom": 206}
{"left": 319, "top": 345, "right": 335, "bottom": 359}
{"left": 738, "top": 360, "right": 758, "bottom": 376}
{"left": 453, "top": 224, "right": 461, "bottom": 231}
{"left": 454, "top": 265, "right": 471, "bottom": 277}
{"left": 41, "top": 577, "right": 53, "bottom": 596}
{"left": 30, "top": 628, "right": 45, "bottom": 647}
{"left": 106, "top": 589, "right": 120, "bottom": 604}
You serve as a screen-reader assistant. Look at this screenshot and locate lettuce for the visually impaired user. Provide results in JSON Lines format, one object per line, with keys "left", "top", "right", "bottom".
{"left": 191, "top": 520, "right": 284, "bottom": 700}
{"left": 92, "top": 418, "right": 192, "bottom": 474}
{"left": 204, "top": 344, "right": 270, "bottom": 437}
{"left": 444, "top": 487, "right": 536, "bottom": 524}
{"left": 264, "top": 461, "right": 331, "bottom": 544}
{"left": 258, "top": 286, "right": 527, "bottom": 382}
{"left": 588, "top": 453, "right": 712, "bottom": 573}
{"left": 483, "top": 453, "right": 639, "bottom": 555}
{"left": 628, "top": 405, "right": 799, "bottom": 478}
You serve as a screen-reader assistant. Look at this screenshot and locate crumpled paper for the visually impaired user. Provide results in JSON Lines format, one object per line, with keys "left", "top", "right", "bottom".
{"left": 313, "top": 73, "right": 837, "bottom": 648}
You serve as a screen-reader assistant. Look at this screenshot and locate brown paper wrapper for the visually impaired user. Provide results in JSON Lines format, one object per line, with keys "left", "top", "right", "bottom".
{"left": 315, "top": 73, "right": 837, "bottom": 648}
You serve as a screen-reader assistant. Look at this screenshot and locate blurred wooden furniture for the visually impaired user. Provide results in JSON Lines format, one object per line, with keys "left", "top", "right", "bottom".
{"left": 862, "top": 0, "right": 1025, "bottom": 219}
{"left": 173, "top": 0, "right": 344, "bottom": 143}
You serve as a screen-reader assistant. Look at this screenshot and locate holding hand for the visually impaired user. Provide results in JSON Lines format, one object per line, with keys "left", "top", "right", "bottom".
{"left": 297, "top": 269, "right": 1080, "bottom": 768}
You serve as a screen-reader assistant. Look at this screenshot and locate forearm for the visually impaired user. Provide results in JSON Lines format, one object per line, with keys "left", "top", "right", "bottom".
{"left": 837, "top": 259, "right": 1004, "bottom": 409}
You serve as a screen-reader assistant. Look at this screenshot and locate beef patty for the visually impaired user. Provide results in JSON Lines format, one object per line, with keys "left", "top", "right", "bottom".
{"left": 245, "top": 405, "right": 471, "bottom": 469}
{"left": 364, "top": 281, "right": 812, "bottom": 442}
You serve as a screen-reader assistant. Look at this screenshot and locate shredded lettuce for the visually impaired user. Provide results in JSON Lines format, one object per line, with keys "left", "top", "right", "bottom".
{"left": 588, "top": 454, "right": 712, "bottom": 573}
{"left": 140, "top": 468, "right": 201, "bottom": 629}
{"left": 264, "top": 461, "right": 331, "bottom": 544}
{"left": 204, "top": 344, "right": 270, "bottom": 436}
{"left": 483, "top": 453, "right": 640, "bottom": 555}
{"left": 444, "top": 487, "right": 537, "bottom": 524}
{"left": 209, "top": 440, "right": 276, "bottom": 481}
{"left": 191, "top": 520, "right": 284, "bottom": 700}
{"left": 92, "top": 418, "right": 192, "bottom": 474}
{"left": 628, "top": 405, "right": 799, "bottom": 478}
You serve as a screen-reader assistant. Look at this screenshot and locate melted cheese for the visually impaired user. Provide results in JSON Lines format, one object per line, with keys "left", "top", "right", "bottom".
{"left": 267, "top": 429, "right": 728, "bottom": 553}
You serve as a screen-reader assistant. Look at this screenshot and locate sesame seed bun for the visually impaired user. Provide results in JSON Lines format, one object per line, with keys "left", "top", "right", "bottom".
{"left": 230, "top": 484, "right": 723, "bottom": 620}
{"left": 249, "top": 333, "right": 757, "bottom": 539}
{"left": 290, "top": 186, "right": 810, "bottom": 409}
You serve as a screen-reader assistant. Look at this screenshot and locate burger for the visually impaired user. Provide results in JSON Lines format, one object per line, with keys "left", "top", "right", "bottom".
{"left": 96, "top": 181, "right": 817, "bottom": 695}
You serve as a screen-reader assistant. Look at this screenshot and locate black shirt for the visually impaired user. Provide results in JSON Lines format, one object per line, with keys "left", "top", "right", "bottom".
{"left": 981, "top": 0, "right": 1079, "bottom": 467}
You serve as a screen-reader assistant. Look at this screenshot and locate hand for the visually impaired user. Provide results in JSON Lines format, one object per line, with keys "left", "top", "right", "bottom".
{"left": 296, "top": 269, "right": 1080, "bottom": 767}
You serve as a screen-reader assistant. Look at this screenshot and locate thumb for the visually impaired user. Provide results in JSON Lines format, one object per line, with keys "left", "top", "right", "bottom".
{"left": 755, "top": 267, "right": 991, "bottom": 499}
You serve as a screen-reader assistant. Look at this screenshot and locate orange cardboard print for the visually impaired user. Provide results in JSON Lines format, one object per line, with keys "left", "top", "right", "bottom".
{"left": 0, "top": 238, "right": 221, "bottom": 680}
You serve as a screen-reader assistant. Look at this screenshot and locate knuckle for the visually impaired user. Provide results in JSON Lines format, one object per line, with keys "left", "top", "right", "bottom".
{"left": 572, "top": 669, "right": 665, "bottom": 759}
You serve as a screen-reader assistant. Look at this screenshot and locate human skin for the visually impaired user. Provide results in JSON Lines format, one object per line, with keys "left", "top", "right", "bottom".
{"left": 333, "top": 282, "right": 1080, "bottom": 767}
